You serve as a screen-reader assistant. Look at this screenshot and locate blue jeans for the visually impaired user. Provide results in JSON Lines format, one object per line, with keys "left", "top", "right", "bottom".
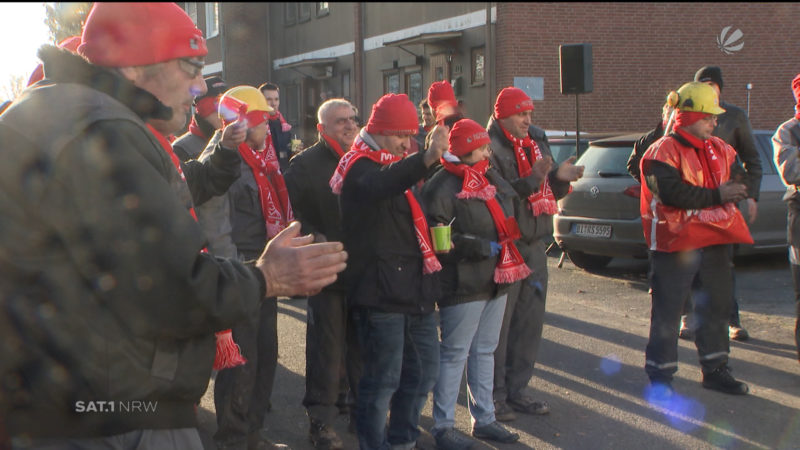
{"left": 432, "top": 294, "right": 507, "bottom": 432}
{"left": 352, "top": 307, "right": 440, "bottom": 450}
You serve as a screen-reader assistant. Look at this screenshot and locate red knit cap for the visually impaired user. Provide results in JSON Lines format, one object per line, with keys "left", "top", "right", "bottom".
{"left": 448, "top": 119, "right": 491, "bottom": 157}
{"left": 79, "top": 2, "right": 207, "bottom": 67}
{"left": 428, "top": 80, "right": 458, "bottom": 122}
{"left": 793, "top": 74, "right": 800, "bottom": 102}
{"left": 494, "top": 87, "right": 534, "bottom": 119}
{"left": 365, "top": 93, "right": 419, "bottom": 136}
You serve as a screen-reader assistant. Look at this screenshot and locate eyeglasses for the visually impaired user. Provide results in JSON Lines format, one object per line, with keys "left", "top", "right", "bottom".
{"left": 178, "top": 58, "right": 204, "bottom": 78}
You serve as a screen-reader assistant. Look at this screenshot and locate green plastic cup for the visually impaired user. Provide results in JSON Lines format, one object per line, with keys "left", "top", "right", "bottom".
{"left": 431, "top": 225, "right": 451, "bottom": 253}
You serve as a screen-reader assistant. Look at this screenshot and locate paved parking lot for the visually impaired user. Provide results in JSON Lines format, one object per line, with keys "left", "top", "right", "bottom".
{"left": 199, "top": 252, "right": 800, "bottom": 449}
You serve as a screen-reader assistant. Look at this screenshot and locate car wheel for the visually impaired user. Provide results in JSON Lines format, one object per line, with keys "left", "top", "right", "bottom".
{"left": 566, "top": 250, "right": 612, "bottom": 271}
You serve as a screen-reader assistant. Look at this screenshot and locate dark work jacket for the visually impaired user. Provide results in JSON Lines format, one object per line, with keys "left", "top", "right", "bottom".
{"left": 269, "top": 117, "right": 292, "bottom": 172}
{"left": 285, "top": 139, "right": 346, "bottom": 292}
{"left": 171, "top": 128, "right": 242, "bottom": 208}
{"left": 715, "top": 101, "right": 762, "bottom": 200}
{"left": 420, "top": 166, "right": 519, "bottom": 307}
{"left": 0, "top": 46, "right": 265, "bottom": 438}
{"left": 487, "top": 118, "right": 570, "bottom": 257}
{"left": 340, "top": 148, "right": 441, "bottom": 314}
{"left": 627, "top": 120, "right": 664, "bottom": 183}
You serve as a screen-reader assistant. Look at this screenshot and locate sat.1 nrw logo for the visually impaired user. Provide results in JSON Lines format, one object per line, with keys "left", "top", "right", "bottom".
{"left": 717, "top": 26, "right": 744, "bottom": 55}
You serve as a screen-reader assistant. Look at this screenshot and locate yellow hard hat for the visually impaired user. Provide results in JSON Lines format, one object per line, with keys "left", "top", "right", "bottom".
{"left": 665, "top": 82, "right": 725, "bottom": 115}
{"left": 218, "top": 85, "right": 273, "bottom": 124}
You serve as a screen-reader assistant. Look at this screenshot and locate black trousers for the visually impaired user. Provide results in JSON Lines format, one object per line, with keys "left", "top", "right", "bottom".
{"left": 494, "top": 239, "right": 548, "bottom": 401}
{"left": 214, "top": 298, "right": 278, "bottom": 447}
{"left": 645, "top": 246, "right": 733, "bottom": 382}
{"left": 302, "top": 289, "right": 362, "bottom": 425}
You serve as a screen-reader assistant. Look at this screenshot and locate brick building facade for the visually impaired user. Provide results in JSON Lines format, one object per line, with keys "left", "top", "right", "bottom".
{"left": 188, "top": 2, "right": 800, "bottom": 143}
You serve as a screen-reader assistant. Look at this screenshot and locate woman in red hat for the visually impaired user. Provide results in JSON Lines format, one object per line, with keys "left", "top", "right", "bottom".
{"left": 420, "top": 118, "right": 527, "bottom": 448}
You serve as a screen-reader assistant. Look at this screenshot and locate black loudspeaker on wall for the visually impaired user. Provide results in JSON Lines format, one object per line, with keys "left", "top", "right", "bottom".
{"left": 559, "top": 43, "right": 593, "bottom": 94}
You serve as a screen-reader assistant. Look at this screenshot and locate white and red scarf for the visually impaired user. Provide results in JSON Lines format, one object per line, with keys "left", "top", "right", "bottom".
{"left": 238, "top": 141, "right": 294, "bottom": 240}
{"left": 330, "top": 135, "right": 442, "bottom": 275}
{"left": 147, "top": 124, "right": 246, "bottom": 370}
{"left": 441, "top": 157, "right": 532, "bottom": 283}
{"left": 499, "top": 124, "right": 558, "bottom": 216}
{"left": 188, "top": 116, "right": 208, "bottom": 140}
{"left": 269, "top": 110, "right": 293, "bottom": 133}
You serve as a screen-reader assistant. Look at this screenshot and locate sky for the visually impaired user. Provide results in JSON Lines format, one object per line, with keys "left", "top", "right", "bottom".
{"left": 0, "top": 3, "right": 51, "bottom": 99}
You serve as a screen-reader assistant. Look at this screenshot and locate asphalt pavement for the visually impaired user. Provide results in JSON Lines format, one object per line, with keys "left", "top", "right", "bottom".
{"left": 198, "top": 251, "right": 800, "bottom": 449}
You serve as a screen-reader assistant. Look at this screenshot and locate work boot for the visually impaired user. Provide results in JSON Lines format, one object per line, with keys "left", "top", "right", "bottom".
{"left": 729, "top": 324, "right": 750, "bottom": 341}
{"left": 702, "top": 365, "right": 749, "bottom": 395}
{"left": 309, "top": 419, "right": 344, "bottom": 450}
{"left": 678, "top": 315, "right": 694, "bottom": 340}
{"left": 493, "top": 400, "right": 516, "bottom": 422}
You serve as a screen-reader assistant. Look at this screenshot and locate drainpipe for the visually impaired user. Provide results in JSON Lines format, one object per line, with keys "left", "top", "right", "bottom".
{"left": 265, "top": 4, "right": 272, "bottom": 82}
{"left": 219, "top": 4, "right": 226, "bottom": 80}
{"left": 354, "top": 2, "right": 365, "bottom": 117}
{"left": 485, "top": 3, "right": 493, "bottom": 112}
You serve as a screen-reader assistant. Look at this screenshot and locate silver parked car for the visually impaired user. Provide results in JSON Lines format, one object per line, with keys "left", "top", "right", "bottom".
{"left": 552, "top": 130, "right": 786, "bottom": 271}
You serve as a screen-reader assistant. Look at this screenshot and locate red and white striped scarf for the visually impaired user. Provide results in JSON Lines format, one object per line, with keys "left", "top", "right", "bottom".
{"left": 499, "top": 124, "right": 558, "bottom": 216}
{"left": 330, "top": 135, "right": 442, "bottom": 275}
{"left": 238, "top": 141, "right": 294, "bottom": 240}
{"left": 441, "top": 158, "right": 531, "bottom": 283}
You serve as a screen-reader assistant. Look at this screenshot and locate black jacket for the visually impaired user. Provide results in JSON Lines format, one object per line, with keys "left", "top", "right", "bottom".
{"left": 269, "top": 117, "right": 292, "bottom": 172}
{"left": 420, "top": 166, "right": 519, "bottom": 307}
{"left": 715, "top": 101, "right": 762, "bottom": 200}
{"left": 339, "top": 141, "right": 441, "bottom": 314}
{"left": 285, "top": 139, "right": 346, "bottom": 292}
{"left": 627, "top": 120, "right": 664, "bottom": 183}
{"left": 487, "top": 118, "right": 570, "bottom": 247}
{"left": 0, "top": 46, "right": 265, "bottom": 437}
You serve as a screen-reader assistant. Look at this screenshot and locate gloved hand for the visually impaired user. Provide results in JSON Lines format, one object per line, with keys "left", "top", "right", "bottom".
{"left": 489, "top": 241, "right": 502, "bottom": 257}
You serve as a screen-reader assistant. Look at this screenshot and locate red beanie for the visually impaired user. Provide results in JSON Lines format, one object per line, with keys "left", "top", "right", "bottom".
{"left": 428, "top": 80, "right": 458, "bottom": 122}
{"left": 494, "top": 87, "right": 534, "bottom": 119}
{"left": 27, "top": 36, "right": 82, "bottom": 86}
{"left": 79, "top": 2, "right": 207, "bottom": 67}
{"left": 793, "top": 74, "right": 800, "bottom": 103}
{"left": 448, "top": 119, "right": 491, "bottom": 157}
{"left": 365, "top": 94, "right": 419, "bottom": 136}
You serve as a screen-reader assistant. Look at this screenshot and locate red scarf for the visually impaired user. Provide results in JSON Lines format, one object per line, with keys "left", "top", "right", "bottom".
{"left": 146, "top": 124, "right": 246, "bottom": 370}
{"left": 675, "top": 127, "right": 738, "bottom": 223}
{"left": 188, "top": 116, "right": 208, "bottom": 140}
{"left": 238, "top": 142, "right": 294, "bottom": 240}
{"left": 330, "top": 136, "right": 442, "bottom": 275}
{"left": 269, "top": 110, "right": 292, "bottom": 133}
{"left": 442, "top": 159, "right": 532, "bottom": 283}
{"left": 499, "top": 124, "right": 558, "bottom": 216}
{"left": 320, "top": 130, "right": 347, "bottom": 158}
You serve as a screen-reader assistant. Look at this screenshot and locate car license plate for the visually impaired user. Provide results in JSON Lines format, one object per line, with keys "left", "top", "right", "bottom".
{"left": 573, "top": 223, "right": 612, "bottom": 238}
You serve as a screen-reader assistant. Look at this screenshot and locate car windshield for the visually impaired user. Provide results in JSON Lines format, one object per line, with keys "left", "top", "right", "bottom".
{"left": 549, "top": 141, "right": 588, "bottom": 164}
{"left": 577, "top": 145, "right": 633, "bottom": 178}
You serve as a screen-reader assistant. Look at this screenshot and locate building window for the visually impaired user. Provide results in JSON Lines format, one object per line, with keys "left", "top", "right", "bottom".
{"left": 405, "top": 71, "right": 423, "bottom": 107}
{"left": 342, "top": 70, "right": 351, "bottom": 101}
{"left": 205, "top": 3, "right": 219, "bottom": 38}
{"left": 185, "top": 2, "right": 197, "bottom": 25}
{"left": 317, "top": 2, "right": 329, "bottom": 17}
{"left": 298, "top": 3, "right": 312, "bottom": 22}
{"left": 284, "top": 3, "right": 297, "bottom": 25}
{"left": 384, "top": 72, "right": 400, "bottom": 94}
{"left": 471, "top": 47, "right": 485, "bottom": 85}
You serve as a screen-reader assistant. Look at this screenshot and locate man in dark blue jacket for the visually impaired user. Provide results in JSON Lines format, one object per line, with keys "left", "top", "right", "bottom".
{"left": 331, "top": 93, "right": 447, "bottom": 450}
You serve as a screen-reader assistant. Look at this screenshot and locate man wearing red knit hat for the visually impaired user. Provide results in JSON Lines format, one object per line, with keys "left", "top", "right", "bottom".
{"left": 487, "top": 86, "right": 584, "bottom": 421}
{"left": 641, "top": 81, "right": 752, "bottom": 398}
{"left": 330, "top": 93, "right": 448, "bottom": 450}
{"left": 0, "top": 3, "right": 347, "bottom": 447}
{"left": 772, "top": 73, "right": 800, "bottom": 363}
